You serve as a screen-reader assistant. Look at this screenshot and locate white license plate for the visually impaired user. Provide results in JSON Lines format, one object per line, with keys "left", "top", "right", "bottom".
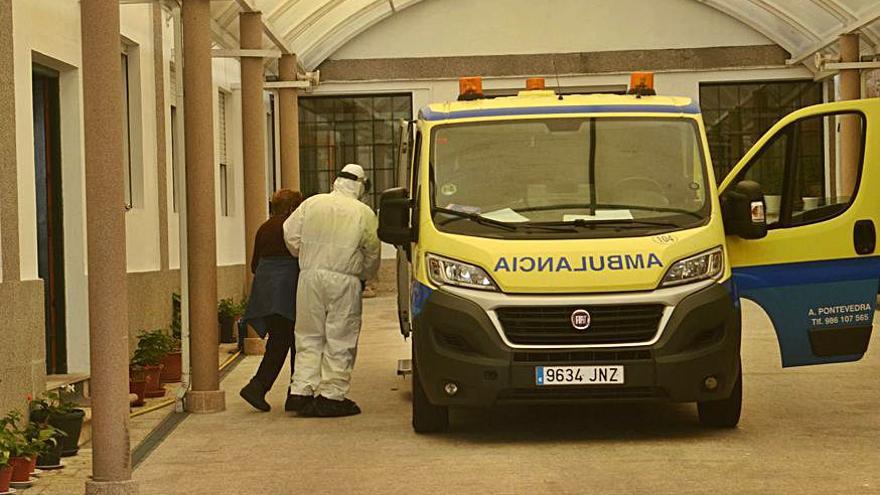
{"left": 535, "top": 365, "right": 625, "bottom": 386}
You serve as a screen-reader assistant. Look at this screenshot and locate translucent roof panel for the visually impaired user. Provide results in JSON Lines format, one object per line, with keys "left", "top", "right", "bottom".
{"left": 212, "top": 0, "right": 880, "bottom": 71}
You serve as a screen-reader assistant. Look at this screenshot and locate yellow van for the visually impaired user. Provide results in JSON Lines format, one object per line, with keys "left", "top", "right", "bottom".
{"left": 378, "top": 74, "right": 880, "bottom": 433}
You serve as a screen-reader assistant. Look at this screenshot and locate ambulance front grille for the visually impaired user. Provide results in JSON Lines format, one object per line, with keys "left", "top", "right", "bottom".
{"left": 496, "top": 304, "right": 664, "bottom": 345}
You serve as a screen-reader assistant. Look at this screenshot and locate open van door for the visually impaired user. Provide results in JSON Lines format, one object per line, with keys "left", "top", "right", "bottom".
{"left": 395, "top": 120, "right": 415, "bottom": 337}
{"left": 720, "top": 99, "right": 880, "bottom": 367}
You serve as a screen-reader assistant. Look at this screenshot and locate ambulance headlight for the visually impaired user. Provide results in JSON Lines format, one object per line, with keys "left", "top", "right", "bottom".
{"left": 426, "top": 254, "right": 498, "bottom": 291}
{"left": 661, "top": 247, "right": 724, "bottom": 287}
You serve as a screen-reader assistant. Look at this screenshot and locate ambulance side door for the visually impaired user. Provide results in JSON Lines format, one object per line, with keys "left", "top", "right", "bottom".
{"left": 395, "top": 120, "right": 416, "bottom": 337}
{"left": 720, "top": 99, "right": 880, "bottom": 367}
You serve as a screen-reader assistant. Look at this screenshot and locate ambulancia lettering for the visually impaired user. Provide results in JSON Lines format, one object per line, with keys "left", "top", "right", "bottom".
{"left": 493, "top": 253, "right": 663, "bottom": 273}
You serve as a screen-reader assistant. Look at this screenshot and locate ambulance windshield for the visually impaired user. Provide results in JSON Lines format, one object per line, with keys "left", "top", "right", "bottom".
{"left": 430, "top": 117, "right": 710, "bottom": 238}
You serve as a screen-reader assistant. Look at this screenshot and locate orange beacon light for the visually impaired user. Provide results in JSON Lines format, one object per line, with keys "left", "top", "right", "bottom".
{"left": 628, "top": 71, "right": 656, "bottom": 97}
{"left": 458, "top": 76, "right": 484, "bottom": 101}
{"left": 525, "top": 77, "right": 546, "bottom": 90}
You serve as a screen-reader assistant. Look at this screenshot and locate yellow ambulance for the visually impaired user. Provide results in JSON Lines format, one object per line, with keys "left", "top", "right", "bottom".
{"left": 378, "top": 73, "right": 880, "bottom": 433}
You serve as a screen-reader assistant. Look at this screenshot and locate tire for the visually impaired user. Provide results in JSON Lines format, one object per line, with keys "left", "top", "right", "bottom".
{"left": 411, "top": 348, "right": 449, "bottom": 434}
{"left": 697, "top": 365, "right": 742, "bottom": 428}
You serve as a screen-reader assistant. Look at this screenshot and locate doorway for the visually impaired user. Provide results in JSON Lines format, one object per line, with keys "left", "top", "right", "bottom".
{"left": 33, "top": 64, "right": 67, "bottom": 374}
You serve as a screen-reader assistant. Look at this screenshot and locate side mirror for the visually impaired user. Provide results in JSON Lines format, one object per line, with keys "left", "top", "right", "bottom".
{"left": 721, "top": 180, "right": 768, "bottom": 240}
{"left": 378, "top": 187, "right": 413, "bottom": 246}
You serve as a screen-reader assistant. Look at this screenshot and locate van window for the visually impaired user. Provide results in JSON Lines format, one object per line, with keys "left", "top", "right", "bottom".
{"left": 411, "top": 130, "right": 422, "bottom": 195}
{"left": 429, "top": 117, "right": 710, "bottom": 239}
{"left": 736, "top": 112, "right": 865, "bottom": 229}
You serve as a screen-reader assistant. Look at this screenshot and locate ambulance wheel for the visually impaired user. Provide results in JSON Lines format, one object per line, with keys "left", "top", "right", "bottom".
{"left": 411, "top": 352, "right": 449, "bottom": 434}
{"left": 697, "top": 365, "right": 742, "bottom": 428}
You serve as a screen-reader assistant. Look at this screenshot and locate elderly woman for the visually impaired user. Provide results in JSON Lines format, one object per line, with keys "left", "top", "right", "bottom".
{"left": 239, "top": 189, "right": 303, "bottom": 412}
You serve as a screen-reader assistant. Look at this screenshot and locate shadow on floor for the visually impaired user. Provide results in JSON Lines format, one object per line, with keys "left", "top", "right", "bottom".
{"left": 410, "top": 394, "right": 728, "bottom": 444}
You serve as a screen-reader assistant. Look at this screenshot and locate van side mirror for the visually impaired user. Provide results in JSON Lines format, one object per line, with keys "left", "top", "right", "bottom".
{"left": 721, "top": 180, "right": 768, "bottom": 240}
{"left": 378, "top": 187, "right": 413, "bottom": 246}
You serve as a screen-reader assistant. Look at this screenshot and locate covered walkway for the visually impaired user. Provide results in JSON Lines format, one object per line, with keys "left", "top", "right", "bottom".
{"left": 129, "top": 296, "right": 880, "bottom": 494}
{"left": 3, "top": 1, "right": 880, "bottom": 493}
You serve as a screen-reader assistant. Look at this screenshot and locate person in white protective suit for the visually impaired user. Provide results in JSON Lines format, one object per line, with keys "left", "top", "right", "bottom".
{"left": 282, "top": 164, "right": 381, "bottom": 417}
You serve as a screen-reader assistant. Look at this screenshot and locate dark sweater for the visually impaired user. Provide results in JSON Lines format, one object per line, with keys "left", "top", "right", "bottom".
{"left": 251, "top": 215, "right": 294, "bottom": 274}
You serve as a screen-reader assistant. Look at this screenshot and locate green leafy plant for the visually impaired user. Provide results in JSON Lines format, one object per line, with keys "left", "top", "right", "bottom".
{"left": 23, "top": 422, "right": 64, "bottom": 457}
{"left": 131, "top": 329, "right": 175, "bottom": 368}
{"left": 218, "top": 297, "right": 245, "bottom": 319}
{"left": 29, "top": 391, "right": 79, "bottom": 421}
{"left": 0, "top": 411, "right": 29, "bottom": 458}
{"left": 171, "top": 293, "right": 182, "bottom": 341}
{"left": 0, "top": 421, "right": 16, "bottom": 467}
{"left": 220, "top": 296, "right": 249, "bottom": 320}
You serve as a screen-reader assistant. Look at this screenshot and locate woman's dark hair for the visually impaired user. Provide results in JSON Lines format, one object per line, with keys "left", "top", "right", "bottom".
{"left": 270, "top": 189, "right": 303, "bottom": 216}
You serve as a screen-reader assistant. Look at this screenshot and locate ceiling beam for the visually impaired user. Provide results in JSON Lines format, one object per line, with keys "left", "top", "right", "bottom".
{"left": 693, "top": 0, "right": 799, "bottom": 56}
{"left": 748, "top": 0, "right": 820, "bottom": 41}
{"left": 267, "top": 0, "right": 300, "bottom": 23}
{"left": 217, "top": 1, "right": 241, "bottom": 27}
{"left": 210, "top": 17, "right": 239, "bottom": 48}
{"left": 213, "top": 48, "right": 281, "bottom": 58}
{"left": 808, "top": 0, "right": 852, "bottom": 22}
{"left": 264, "top": 80, "right": 312, "bottom": 89}
{"left": 281, "top": 0, "right": 345, "bottom": 42}
{"left": 233, "top": 0, "right": 293, "bottom": 54}
{"left": 788, "top": 2, "right": 880, "bottom": 64}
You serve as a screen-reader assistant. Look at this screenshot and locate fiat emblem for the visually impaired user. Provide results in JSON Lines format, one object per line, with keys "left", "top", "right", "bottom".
{"left": 571, "top": 309, "right": 591, "bottom": 331}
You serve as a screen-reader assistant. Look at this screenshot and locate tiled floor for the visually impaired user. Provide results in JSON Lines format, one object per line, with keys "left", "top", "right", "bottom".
{"left": 27, "top": 347, "right": 238, "bottom": 494}
{"left": 128, "top": 296, "right": 880, "bottom": 494}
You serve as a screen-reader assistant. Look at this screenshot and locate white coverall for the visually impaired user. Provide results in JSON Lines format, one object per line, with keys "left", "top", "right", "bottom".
{"left": 283, "top": 170, "right": 381, "bottom": 400}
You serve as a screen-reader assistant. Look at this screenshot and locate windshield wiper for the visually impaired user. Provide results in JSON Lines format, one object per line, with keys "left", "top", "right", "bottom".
{"left": 433, "top": 207, "right": 518, "bottom": 231}
{"left": 522, "top": 223, "right": 579, "bottom": 233}
{"left": 514, "top": 203, "right": 704, "bottom": 219}
{"left": 530, "top": 218, "right": 680, "bottom": 229}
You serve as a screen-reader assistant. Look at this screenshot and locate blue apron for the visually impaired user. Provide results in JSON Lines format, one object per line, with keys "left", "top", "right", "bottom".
{"left": 241, "top": 257, "right": 300, "bottom": 338}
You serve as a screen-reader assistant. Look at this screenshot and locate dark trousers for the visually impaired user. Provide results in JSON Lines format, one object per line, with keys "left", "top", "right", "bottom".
{"left": 252, "top": 314, "right": 295, "bottom": 391}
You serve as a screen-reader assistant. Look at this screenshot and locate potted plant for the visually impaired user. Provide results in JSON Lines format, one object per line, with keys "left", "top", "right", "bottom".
{"left": 29, "top": 422, "right": 64, "bottom": 469}
{"left": 130, "top": 329, "right": 172, "bottom": 399}
{"left": 160, "top": 337, "right": 182, "bottom": 383}
{"left": 29, "top": 392, "right": 85, "bottom": 458}
{"left": 1, "top": 411, "right": 32, "bottom": 484}
{"left": 0, "top": 429, "right": 14, "bottom": 492}
{"left": 0, "top": 449, "right": 11, "bottom": 493}
{"left": 161, "top": 294, "right": 184, "bottom": 383}
{"left": 21, "top": 422, "right": 59, "bottom": 475}
{"left": 129, "top": 367, "right": 148, "bottom": 407}
{"left": 218, "top": 297, "right": 246, "bottom": 344}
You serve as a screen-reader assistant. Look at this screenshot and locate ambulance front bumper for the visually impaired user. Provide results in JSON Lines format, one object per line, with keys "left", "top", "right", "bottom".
{"left": 411, "top": 280, "right": 741, "bottom": 406}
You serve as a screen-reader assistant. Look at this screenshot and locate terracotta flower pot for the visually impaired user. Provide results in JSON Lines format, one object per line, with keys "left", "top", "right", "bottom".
{"left": 0, "top": 465, "right": 13, "bottom": 492}
{"left": 131, "top": 364, "right": 165, "bottom": 398}
{"left": 28, "top": 457, "right": 36, "bottom": 474}
{"left": 10, "top": 456, "right": 31, "bottom": 483}
{"left": 160, "top": 351, "right": 182, "bottom": 383}
{"left": 129, "top": 379, "right": 147, "bottom": 407}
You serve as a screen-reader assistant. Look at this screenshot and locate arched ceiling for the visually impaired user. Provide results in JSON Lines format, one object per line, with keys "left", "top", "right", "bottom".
{"left": 210, "top": 0, "right": 880, "bottom": 72}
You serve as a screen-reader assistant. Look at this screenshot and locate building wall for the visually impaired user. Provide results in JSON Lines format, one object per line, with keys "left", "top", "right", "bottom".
{"left": 126, "top": 265, "right": 244, "bottom": 356}
{"left": 331, "top": 0, "right": 773, "bottom": 60}
{"left": 3, "top": 0, "right": 249, "bottom": 401}
{"left": 0, "top": 0, "right": 46, "bottom": 418}
{"left": 320, "top": 0, "right": 812, "bottom": 103}
{"left": 0, "top": 281, "right": 46, "bottom": 418}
